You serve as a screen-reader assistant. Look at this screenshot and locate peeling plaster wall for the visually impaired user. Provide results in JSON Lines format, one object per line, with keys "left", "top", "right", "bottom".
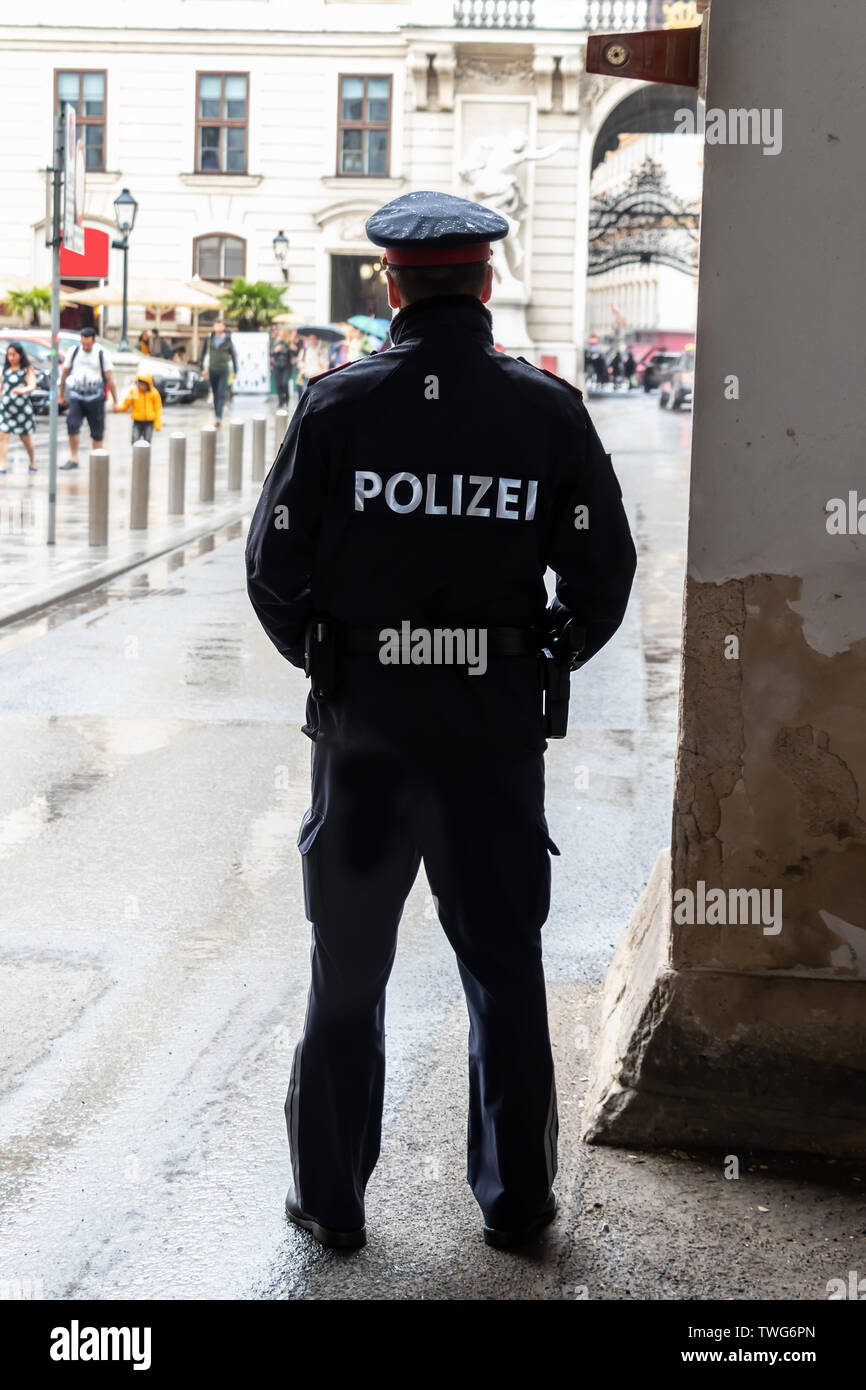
{"left": 673, "top": 576, "right": 866, "bottom": 976}
{"left": 671, "top": 0, "right": 866, "bottom": 980}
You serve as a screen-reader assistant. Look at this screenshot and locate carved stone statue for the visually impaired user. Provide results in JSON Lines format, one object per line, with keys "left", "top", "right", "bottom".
{"left": 459, "top": 129, "right": 565, "bottom": 292}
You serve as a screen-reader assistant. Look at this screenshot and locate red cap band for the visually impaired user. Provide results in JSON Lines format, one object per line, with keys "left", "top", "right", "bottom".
{"left": 383, "top": 242, "right": 491, "bottom": 267}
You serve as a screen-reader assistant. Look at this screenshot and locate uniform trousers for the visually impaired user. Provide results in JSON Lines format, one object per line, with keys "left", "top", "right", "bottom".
{"left": 287, "top": 705, "right": 559, "bottom": 1232}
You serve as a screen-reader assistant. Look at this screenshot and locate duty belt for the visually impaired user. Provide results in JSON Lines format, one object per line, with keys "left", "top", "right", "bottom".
{"left": 304, "top": 617, "right": 584, "bottom": 740}
{"left": 342, "top": 625, "right": 540, "bottom": 657}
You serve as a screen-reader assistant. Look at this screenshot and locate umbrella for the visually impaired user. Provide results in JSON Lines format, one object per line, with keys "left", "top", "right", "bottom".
{"left": 295, "top": 323, "right": 345, "bottom": 342}
{"left": 273, "top": 311, "right": 305, "bottom": 326}
{"left": 348, "top": 315, "right": 391, "bottom": 337}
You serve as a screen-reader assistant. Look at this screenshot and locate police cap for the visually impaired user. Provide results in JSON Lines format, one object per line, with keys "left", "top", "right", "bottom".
{"left": 365, "top": 190, "right": 509, "bottom": 267}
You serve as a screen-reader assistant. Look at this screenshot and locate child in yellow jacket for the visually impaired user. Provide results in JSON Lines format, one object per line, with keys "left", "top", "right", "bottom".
{"left": 116, "top": 370, "right": 162, "bottom": 443}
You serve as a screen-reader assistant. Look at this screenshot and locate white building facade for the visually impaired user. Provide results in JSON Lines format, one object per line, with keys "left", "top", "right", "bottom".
{"left": 1, "top": 0, "right": 703, "bottom": 380}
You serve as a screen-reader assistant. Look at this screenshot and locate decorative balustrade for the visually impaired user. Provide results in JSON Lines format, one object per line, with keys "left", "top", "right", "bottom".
{"left": 582, "top": 1, "right": 650, "bottom": 29}
{"left": 453, "top": 0, "right": 535, "bottom": 28}
{"left": 450, "top": 1, "right": 693, "bottom": 31}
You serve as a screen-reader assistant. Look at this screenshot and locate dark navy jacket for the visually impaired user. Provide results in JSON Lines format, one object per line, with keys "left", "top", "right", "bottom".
{"left": 245, "top": 294, "right": 636, "bottom": 753}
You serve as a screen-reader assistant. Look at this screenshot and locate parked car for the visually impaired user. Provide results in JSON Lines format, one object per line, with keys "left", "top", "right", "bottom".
{"left": 658, "top": 348, "right": 696, "bottom": 411}
{"left": 639, "top": 349, "right": 681, "bottom": 392}
{"left": 175, "top": 363, "right": 209, "bottom": 404}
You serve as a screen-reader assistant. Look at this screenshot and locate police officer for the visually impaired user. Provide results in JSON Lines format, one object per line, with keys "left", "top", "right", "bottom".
{"left": 245, "top": 190, "right": 636, "bottom": 1252}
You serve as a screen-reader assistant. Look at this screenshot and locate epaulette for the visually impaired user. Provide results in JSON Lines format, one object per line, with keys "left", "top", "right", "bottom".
{"left": 516, "top": 355, "right": 583, "bottom": 401}
{"left": 305, "top": 360, "right": 359, "bottom": 387}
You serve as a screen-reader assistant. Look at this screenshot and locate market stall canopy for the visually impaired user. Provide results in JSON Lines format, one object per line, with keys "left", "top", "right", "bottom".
{"left": 186, "top": 274, "right": 229, "bottom": 301}
{"left": 66, "top": 278, "right": 222, "bottom": 309}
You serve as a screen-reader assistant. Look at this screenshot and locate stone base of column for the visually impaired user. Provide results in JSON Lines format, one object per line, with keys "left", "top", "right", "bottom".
{"left": 581, "top": 850, "right": 866, "bottom": 1157}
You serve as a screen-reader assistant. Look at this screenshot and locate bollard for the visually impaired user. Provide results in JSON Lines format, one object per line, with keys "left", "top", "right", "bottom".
{"left": 228, "top": 420, "right": 244, "bottom": 491}
{"left": 252, "top": 415, "right": 267, "bottom": 483}
{"left": 89, "top": 449, "right": 109, "bottom": 546}
{"left": 168, "top": 432, "right": 186, "bottom": 516}
{"left": 274, "top": 409, "right": 289, "bottom": 448}
{"left": 130, "top": 440, "right": 150, "bottom": 530}
{"left": 199, "top": 426, "right": 216, "bottom": 502}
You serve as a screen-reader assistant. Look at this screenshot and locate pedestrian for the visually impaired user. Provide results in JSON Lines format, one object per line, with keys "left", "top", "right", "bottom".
{"left": 115, "top": 368, "right": 162, "bottom": 444}
{"left": 346, "top": 325, "right": 367, "bottom": 363}
{"left": 328, "top": 335, "right": 348, "bottom": 369}
{"left": 0, "top": 341, "right": 38, "bottom": 474}
{"left": 594, "top": 352, "right": 609, "bottom": 387}
{"left": 287, "top": 330, "right": 300, "bottom": 399}
{"left": 624, "top": 351, "right": 638, "bottom": 388}
{"left": 270, "top": 328, "right": 293, "bottom": 409}
{"left": 200, "top": 316, "right": 238, "bottom": 428}
{"left": 58, "top": 327, "right": 118, "bottom": 470}
{"left": 610, "top": 350, "right": 623, "bottom": 387}
{"left": 246, "top": 189, "right": 636, "bottom": 1253}
{"left": 296, "top": 334, "right": 329, "bottom": 392}
{"left": 137, "top": 329, "right": 153, "bottom": 355}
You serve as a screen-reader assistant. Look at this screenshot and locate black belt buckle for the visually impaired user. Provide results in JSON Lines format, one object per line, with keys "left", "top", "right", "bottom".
{"left": 304, "top": 618, "right": 337, "bottom": 699}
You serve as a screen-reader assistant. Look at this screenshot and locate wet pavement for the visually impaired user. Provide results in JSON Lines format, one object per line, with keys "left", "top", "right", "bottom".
{"left": 1, "top": 391, "right": 863, "bottom": 1301}
{"left": 0, "top": 393, "right": 289, "bottom": 625}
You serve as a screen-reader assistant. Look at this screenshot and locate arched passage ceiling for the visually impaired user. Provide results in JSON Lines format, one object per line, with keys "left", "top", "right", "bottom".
{"left": 592, "top": 85, "right": 699, "bottom": 172}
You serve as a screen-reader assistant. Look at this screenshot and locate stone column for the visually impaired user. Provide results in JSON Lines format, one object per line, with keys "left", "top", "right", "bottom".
{"left": 582, "top": 0, "right": 866, "bottom": 1156}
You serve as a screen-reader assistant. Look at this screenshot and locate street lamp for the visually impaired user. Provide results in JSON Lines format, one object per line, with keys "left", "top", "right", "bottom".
{"left": 111, "top": 187, "right": 138, "bottom": 351}
{"left": 273, "top": 229, "right": 289, "bottom": 283}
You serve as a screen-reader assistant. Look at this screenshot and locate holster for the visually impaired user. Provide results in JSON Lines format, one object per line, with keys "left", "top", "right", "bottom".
{"left": 304, "top": 619, "right": 338, "bottom": 700}
{"left": 541, "top": 657, "right": 572, "bottom": 739}
{"left": 541, "top": 618, "right": 587, "bottom": 739}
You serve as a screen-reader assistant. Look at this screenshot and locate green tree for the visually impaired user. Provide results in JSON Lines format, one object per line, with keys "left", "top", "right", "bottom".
{"left": 6, "top": 286, "right": 51, "bottom": 327}
{"left": 219, "top": 278, "right": 287, "bottom": 331}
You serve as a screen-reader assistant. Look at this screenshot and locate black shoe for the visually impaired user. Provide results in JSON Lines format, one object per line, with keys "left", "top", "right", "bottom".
{"left": 59, "top": 461, "right": 79, "bottom": 470}
{"left": 284, "top": 1189, "right": 366, "bottom": 1250}
{"left": 483, "top": 1191, "right": 557, "bottom": 1250}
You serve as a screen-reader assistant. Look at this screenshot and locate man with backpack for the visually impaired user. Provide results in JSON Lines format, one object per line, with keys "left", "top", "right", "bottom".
{"left": 58, "top": 327, "right": 118, "bottom": 470}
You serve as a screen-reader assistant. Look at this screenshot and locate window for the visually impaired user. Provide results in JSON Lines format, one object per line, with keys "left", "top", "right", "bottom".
{"left": 193, "top": 234, "right": 246, "bottom": 287}
{"left": 55, "top": 70, "right": 106, "bottom": 171}
{"left": 195, "top": 74, "right": 248, "bottom": 173}
{"left": 337, "top": 75, "right": 391, "bottom": 176}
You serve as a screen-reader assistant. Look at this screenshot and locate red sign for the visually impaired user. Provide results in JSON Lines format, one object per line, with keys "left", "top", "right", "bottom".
{"left": 60, "top": 226, "right": 110, "bottom": 278}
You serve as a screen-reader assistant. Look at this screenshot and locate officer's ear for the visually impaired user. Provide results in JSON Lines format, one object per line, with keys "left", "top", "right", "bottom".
{"left": 385, "top": 269, "right": 403, "bottom": 310}
{"left": 480, "top": 263, "right": 494, "bottom": 304}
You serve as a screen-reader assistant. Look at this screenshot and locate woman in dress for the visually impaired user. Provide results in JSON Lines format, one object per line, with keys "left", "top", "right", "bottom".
{"left": 0, "top": 341, "right": 38, "bottom": 474}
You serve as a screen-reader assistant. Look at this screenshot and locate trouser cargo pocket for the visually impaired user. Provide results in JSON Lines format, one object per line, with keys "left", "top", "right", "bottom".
{"left": 297, "top": 807, "right": 325, "bottom": 921}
